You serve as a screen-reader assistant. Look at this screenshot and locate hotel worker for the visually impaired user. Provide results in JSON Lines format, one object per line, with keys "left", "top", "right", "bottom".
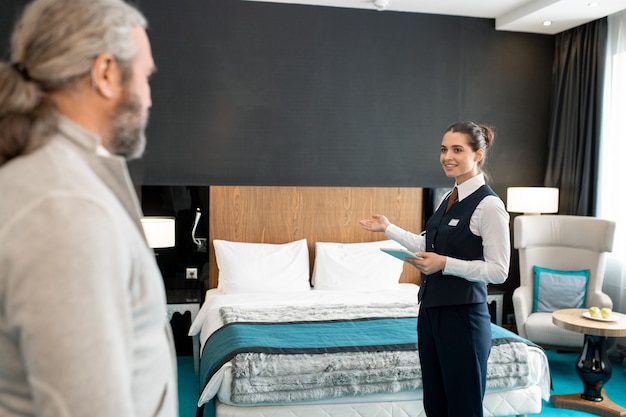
{"left": 360, "top": 121, "right": 510, "bottom": 417}
{"left": 0, "top": 1, "right": 178, "bottom": 416}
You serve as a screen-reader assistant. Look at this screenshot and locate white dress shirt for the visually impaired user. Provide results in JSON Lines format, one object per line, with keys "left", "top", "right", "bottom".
{"left": 385, "top": 174, "right": 510, "bottom": 284}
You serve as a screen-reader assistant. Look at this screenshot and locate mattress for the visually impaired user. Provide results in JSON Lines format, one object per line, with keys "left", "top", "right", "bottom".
{"left": 214, "top": 384, "right": 544, "bottom": 417}
{"left": 190, "top": 285, "right": 550, "bottom": 416}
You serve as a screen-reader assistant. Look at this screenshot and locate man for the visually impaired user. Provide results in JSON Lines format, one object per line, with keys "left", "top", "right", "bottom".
{"left": 0, "top": 1, "right": 178, "bottom": 416}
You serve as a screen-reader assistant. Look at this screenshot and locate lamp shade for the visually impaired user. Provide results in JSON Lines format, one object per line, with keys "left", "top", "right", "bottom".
{"left": 506, "top": 187, "right": 559, "bottom": 215}
{"left": 141, "top": 216, "right": 176, "bottom": 248}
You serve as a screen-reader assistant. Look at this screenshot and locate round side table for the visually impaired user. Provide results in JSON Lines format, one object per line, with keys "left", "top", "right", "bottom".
{"left": 552, "top": 308, "right": 626, "bottom": 417}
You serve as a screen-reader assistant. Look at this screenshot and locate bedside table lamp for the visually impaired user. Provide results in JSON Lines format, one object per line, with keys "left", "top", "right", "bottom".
{"left": 141, "top": 216, "right": 176, "bottom": 249}
{"left": 506, "top": 187, "right": 559, "bottom": 215}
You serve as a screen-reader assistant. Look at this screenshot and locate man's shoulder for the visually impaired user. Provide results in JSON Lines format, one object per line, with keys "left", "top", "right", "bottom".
{"left": 0, "top": 138, "right": 109, "bottom": 214}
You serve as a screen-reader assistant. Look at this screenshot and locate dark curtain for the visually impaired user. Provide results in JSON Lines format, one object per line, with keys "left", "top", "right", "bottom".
{"left": 545, "top": 18, "right": 607, "bottom": 216}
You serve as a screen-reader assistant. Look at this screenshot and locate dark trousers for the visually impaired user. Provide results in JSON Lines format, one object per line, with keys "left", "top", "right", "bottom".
{"left": 418, "top": 303, "right": 492, "bottom": 417}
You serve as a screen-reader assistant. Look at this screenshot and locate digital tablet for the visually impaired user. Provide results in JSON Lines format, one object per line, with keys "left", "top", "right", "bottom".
{"left": 380, "top": 248, "right": 423, "bottom": 262}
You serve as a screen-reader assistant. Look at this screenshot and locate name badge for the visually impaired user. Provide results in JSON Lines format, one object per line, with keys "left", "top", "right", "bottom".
{"left": 448, "top": 219, "right": 460, "bottom": 227}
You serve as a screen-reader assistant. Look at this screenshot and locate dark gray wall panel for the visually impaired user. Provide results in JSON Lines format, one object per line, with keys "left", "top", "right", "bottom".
{"left": 1, "top": 0, "right": 554, "bottom": 194}
{"left": 130, "top": 0, "right": 554, "bottom": 192}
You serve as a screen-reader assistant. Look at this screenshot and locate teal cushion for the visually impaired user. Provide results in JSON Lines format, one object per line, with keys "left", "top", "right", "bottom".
{"left": 532, "top": 266, "right": 589, "bottom": 313}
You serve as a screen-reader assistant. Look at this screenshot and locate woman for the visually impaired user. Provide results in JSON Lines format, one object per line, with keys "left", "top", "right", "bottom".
{"left": 360, "top": 121, "right": 510, "bottom": 417}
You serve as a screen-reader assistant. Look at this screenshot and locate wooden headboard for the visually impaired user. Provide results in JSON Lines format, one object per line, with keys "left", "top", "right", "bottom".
{"left": 208, "top": 186, "right": 423, "bottom": 289}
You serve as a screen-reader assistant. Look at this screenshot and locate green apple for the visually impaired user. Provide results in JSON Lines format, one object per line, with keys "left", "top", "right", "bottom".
{"left": 601, "top": 308, "right": 612, "bottom": 319}
{"left": 589, "top": 306, "right": 601, "bottom": 318}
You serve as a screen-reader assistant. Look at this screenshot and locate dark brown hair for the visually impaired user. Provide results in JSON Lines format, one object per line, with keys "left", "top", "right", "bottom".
{"left": 445, "top": 121, "right": 495, "bottom": 180}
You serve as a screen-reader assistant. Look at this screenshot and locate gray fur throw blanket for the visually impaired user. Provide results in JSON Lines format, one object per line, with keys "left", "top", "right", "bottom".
{"left": 219, "top": 303, "right": 533, "bottom": 405}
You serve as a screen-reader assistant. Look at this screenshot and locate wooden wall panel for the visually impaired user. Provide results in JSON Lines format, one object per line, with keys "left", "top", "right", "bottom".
{"left": 208, "top": 186, "right": 422, "bottom": 289}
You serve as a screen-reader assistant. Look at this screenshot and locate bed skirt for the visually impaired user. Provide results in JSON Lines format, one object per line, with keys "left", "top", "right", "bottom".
{"left": 208, "top": 384, "right": 543, "bottom": 417}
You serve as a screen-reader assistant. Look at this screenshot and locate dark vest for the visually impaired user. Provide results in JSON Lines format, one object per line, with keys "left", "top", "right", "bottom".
{"left": 418, "top": 184, "right": 496, "bottom": 307}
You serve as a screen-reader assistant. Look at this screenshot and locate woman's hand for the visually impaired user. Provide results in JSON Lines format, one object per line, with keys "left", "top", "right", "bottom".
{"left": 359, "top": 214, "right": 390, "bottom": 232}
{"left": 405, "top": 252, "right": 447, "bottom": 275}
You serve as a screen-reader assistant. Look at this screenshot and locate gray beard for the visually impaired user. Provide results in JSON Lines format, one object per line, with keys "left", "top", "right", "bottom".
{"left": 109, "top": 93, "right": 148, "bottom": 160}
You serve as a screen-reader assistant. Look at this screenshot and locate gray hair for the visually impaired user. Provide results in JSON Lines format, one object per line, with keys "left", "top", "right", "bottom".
{"left": 0, "top": 0, "right": 147, "bottom": 166}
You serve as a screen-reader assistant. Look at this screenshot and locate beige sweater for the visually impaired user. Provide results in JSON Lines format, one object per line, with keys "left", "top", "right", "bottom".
{"left": 0, "top": 117, "right": 178, "bottom": 417}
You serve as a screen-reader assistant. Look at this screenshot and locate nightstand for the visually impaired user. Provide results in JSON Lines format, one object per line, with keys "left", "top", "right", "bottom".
{"left": 487, "top": 288, "right": 505, "bottom": 326}
{"left": 166, "top": 289, "right": 201, "bottom": 320}
{"left": 166, "top": 301, "right": 199, "bottom": 324}
{"left": 166, "top": 288, "right": 201, "bottom": 374}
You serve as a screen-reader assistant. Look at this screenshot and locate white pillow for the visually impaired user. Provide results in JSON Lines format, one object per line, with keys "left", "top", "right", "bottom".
{"left": 214, "top": 239, "right": 310, "bottom": 293}
{"left": 312, "top": 240, "right": 405, "bottom": 291}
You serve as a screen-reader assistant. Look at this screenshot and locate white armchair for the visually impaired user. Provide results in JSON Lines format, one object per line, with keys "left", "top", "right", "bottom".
{"left": 512, "top": 215, "right": 616, "bottom": 348}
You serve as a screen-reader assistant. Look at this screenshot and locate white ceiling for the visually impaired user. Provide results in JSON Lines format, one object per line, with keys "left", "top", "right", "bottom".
{"left": 245, "top": 0, "right": 626, "bottom": 34}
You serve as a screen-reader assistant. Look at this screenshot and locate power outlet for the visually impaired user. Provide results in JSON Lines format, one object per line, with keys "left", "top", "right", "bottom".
{"left": 185, "top": 267, "right": 198, "bottom": 279}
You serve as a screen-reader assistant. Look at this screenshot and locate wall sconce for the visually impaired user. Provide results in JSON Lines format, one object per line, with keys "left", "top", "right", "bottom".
{"left": 141, "top": 216, "right": 176, "bottom": 248}
{"left": 506, "top": 187, "right": 559, "bottom": 215}
{"left": 191, "top": 208, "right": 207, "bottom": 252}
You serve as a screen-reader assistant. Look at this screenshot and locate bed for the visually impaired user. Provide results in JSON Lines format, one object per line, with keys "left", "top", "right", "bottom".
{"left": 190, "top": 186, "right": 550, "bottom": 417}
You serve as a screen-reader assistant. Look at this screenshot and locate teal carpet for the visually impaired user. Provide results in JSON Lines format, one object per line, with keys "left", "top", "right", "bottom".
{"left": 177, "top": 356, "right": 199, "bottom": 417}
{"left": 529, "top": 349, "right": 626, "bottom": 417}
{"left": 177, "top": 350, "right": 626, "bottom": 417}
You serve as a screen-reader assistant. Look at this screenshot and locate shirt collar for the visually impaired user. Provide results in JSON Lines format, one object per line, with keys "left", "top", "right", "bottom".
{"left": 57, "top": 115, "right": 113, "bottom": 157}
{"left": 96, "top": 144, "right": 112, "bottom": 156}
{"left": 455, "top": 173, "right": 485, "bottom": 201}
